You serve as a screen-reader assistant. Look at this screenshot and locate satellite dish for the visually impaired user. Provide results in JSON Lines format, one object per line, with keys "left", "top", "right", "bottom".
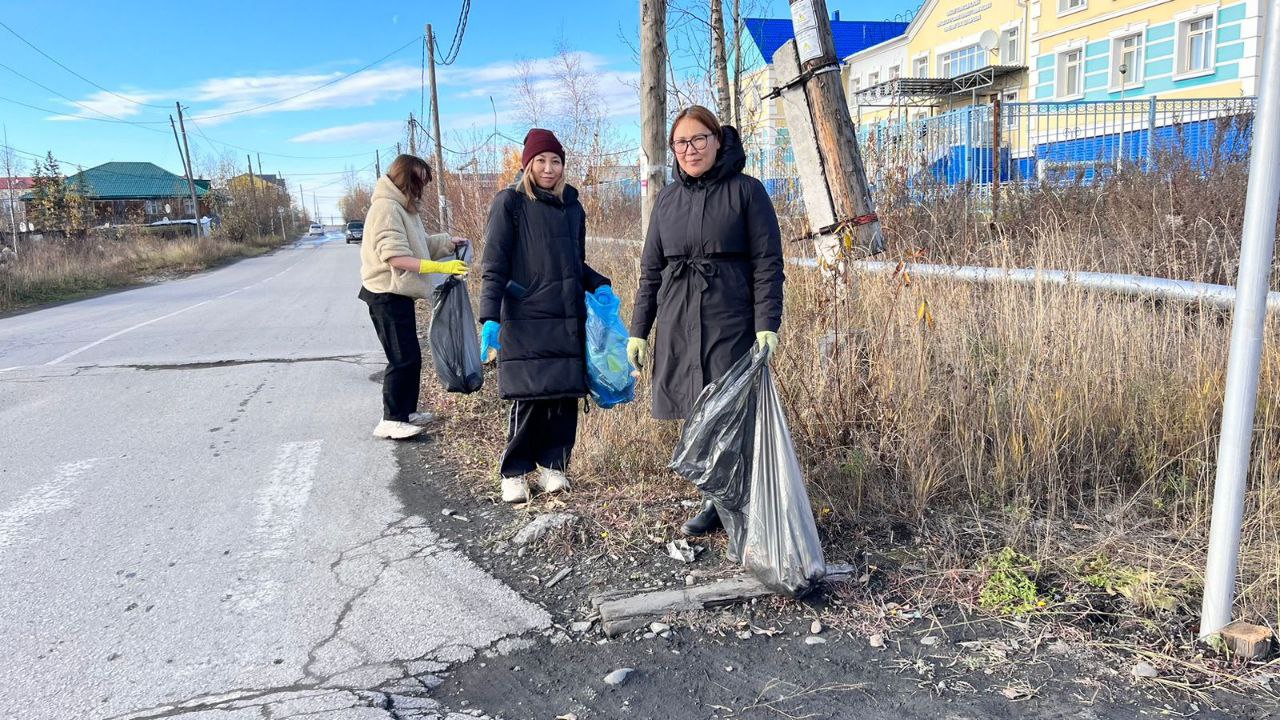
{"left": 979, "top": 30, "right": 999, "bottom": 52}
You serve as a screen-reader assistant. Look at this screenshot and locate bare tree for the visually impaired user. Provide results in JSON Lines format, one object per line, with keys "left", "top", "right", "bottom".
{"left": 711, "top": 0, "right": 731, "bottom": 121}
{"left": 1, "top": 130, "right": 20, "bottom": 252}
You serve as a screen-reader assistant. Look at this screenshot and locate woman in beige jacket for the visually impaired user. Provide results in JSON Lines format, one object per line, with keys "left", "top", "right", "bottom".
{"left": 359, "top": 154, "right": 468, "bottom": 440}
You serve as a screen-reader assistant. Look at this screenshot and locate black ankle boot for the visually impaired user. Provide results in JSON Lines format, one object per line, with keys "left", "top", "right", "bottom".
{"left": 681, "top": 499, "right": 722, "bottom": 537}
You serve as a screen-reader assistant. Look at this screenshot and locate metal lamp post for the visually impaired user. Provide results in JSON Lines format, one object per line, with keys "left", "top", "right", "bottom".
{"left": 1199, "top": 0, "right": 1280, "bottom": 639}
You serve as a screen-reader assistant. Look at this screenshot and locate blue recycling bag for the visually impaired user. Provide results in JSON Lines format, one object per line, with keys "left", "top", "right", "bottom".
{"left": 585, "top": 286, "right": 636, "bottom": 409}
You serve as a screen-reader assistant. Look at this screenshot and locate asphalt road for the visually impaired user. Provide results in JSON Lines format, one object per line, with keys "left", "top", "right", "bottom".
{"left": 0, "top": 233, "right": 547, "bottom": 719}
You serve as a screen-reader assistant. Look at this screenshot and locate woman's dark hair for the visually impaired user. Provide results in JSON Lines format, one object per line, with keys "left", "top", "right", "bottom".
{"left": 386, "top": 154, "right": 433, "bottom": 209}
{"left": 668, "top": 105, "right": 724, "bottom": 147}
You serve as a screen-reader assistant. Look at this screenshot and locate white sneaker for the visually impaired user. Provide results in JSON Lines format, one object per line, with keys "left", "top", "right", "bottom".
{"left": 408, "top": 411, "right": 437, "bottom": 426}
{"left": 501, "top": 476, "right": 531, "bottom": 504}
{"left": 536, "top": 467, "right": 570, "bottom": 494}
{"left": 372, "top": 420, "right": 425, "bottom": 440}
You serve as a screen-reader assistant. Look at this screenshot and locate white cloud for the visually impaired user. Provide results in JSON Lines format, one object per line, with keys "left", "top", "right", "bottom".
{"left": 289, "top": 120, "right": 404, "bottom": 144}
{"left": 48, "top": 91, "right": 156, "bottom": 122}
{"left": 46, "top": 51, "right": 637, "bottom": 130}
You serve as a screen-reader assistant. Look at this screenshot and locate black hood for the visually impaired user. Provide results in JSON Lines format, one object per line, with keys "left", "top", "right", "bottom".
{"left": 675, "top": 124, "right": 747, "bottom": 187}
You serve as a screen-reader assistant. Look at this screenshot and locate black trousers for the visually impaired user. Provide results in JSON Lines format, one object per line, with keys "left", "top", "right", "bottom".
{"left": 500, "top": 398, "right": 579, "bottom": 478}
{"left": 360, "top": 288, "right": 421, "bottom": 422}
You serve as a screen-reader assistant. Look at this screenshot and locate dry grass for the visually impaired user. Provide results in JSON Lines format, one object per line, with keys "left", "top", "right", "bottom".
{"left": 422, "top": 158, "right": 1280, "bottom": 637}
{"left": 0, "top": 232, "right": 286, "bottom": 313}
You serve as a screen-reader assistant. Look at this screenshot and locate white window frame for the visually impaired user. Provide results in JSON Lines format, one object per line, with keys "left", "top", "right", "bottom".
{"left": 867, "top": 71, "right": 879, "bottom": 87}
{"left": 889, "top": 65, "right": 900, "bottom": 80}
{"left": 913, "top": 54, "right": 929, "bottom": 78}
{"left": 1056, "top": 48, "right": 1085, "bottom": 100}
{"left": 1000, "top": 26, "right": 1021, "bottom": 64}
{"left": 850, "top": 76, "right": 860, "bottom": 94}
{"left": 938, "top": 44, "right": 983, "bottom": 78}
{"left": 1175, "top": 13, "right": 1216, "bottom": 79}
{"left": 1000, "top": 89, "right": 1019, "bottom": 128}
{"left": 1110, "top": 33, "right": 1145, "bottom": 90}
{"left": 1057, "top": 0, "right": 1087, "bottom": 18}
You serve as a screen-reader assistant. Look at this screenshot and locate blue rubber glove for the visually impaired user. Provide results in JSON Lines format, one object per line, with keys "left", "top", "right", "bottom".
{"left": 480, "top": 321, "right": 501, "bottom": 364}
{"left": 593, "top": 285, "right": 617, "bottom": 301}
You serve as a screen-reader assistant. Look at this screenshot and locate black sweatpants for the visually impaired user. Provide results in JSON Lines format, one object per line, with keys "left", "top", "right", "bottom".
{"left": 499, "top": 398, "right": 579, "bottom": 478}
{"left": 359, "top": 288, "right": 421, "bottom": 422}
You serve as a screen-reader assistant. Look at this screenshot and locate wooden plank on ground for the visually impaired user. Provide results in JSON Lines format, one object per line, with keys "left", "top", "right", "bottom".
{"left": 594, "top": 563, "right": 855, "bottom": 637}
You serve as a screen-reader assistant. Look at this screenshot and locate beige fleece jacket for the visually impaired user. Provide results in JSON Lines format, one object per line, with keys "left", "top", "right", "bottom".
{"left": 359, "top": 175, "right": 454, "bottom": 299}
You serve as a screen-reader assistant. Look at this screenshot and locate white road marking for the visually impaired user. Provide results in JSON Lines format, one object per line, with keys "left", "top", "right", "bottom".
{"left": 228, "top": 440, "right": 324, "bottom": 611}
{"left": 0, "top": 460, "right": 97, "bottom": 551}
{"left": 43, "top": 260, "right": 302, "bottom": 367}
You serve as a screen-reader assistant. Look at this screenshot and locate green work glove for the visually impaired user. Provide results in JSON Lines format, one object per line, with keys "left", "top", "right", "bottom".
{"left": 756, "top": 331, "right": 779, "bottom": 356}
{"left": 627, "top": 337, "right": 649, "bottom": 370}
{"left": 419, "top": 258, "right": 468, "bottom": 275}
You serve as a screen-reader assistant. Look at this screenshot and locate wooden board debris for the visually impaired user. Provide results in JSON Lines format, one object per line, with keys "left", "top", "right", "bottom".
{"left": 1220, "top": 620, "right": 1273, "bottom": 659}
{"left": 591, "top": 564, "right": 854, "bottom": 637}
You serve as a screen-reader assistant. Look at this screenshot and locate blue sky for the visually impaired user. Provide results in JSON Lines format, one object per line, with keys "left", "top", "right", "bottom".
{"left": 0, "top": 0, "right": 919, "bottom": 219}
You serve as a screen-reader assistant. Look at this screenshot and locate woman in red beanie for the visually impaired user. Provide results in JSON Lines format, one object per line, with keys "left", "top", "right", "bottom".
{"left": 478, "top": 128, "right": 612, "bottom": 503}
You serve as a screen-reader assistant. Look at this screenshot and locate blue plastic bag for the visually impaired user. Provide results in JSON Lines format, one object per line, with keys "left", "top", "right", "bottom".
{"left": 584, "top": 287, "right": 636, "bottom": 409}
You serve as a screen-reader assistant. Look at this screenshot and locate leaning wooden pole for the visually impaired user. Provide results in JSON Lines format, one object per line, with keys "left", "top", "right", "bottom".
{"left": 783, "top": 0, "right": 884, "bottom": 258}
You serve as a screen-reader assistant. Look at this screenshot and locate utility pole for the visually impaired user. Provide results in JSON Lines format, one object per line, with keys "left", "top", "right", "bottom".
{"left": 640, "top": 0, "right": 668, "bottom": 238}
{"left": 247, "top": 154, "right": 260, "bottom": 236}
{"left": 774, "top": 0, "right": 883, "bottom": 263}
{"left": 174, "top": 102, "right": 202, "bottom": 237}
{"left": 3, "top": 125, "right": 20, "bottom": 257}
{"left": 1199, "top": 0, "right": 1280, "bottom": 645}
{"left": 375, "top": 150, "right": 382, "bottom": 177}
{"left": 711, "top": 0, "right": 731, "bottom": 122}
{"left": 408, "top": 113, "right": 417, "bottom": 156}
{"left": 257, "top": 153, "right": 271, "bottom": 237}
{"left": 427, "top": 23, "right": 449, "bottom": 233}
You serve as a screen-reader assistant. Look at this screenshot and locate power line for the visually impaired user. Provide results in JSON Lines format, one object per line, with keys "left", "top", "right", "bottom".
{"left": 188, "top": 36, "right": 421, "bottom": 121}
{"left": 0, "top": 61, "right": 167, "bottom": 128}
{"left": 0, "top": 19, "right": 171, "bottom": 109}
{"left": 433, "top": 0, "right": 472, "bottom": 66}
{"left": 0, "top": 94, "right": 169, "bottom": 132}
{"left": 188, "top": 120, "right": 398, "bottom": 161}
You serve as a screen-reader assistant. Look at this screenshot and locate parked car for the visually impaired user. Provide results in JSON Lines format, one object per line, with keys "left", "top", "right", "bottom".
{"left": 345, "top": 221, "right": 364, "bottom": 244}
{"left": 308, "top": 223, "right": 324, "bottom": 236}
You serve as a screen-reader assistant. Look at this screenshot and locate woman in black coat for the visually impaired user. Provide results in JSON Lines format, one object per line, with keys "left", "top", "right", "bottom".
{"left": 479, "top": 128, "right": 611, "bottom": 504}
{"left": 627, "top": 105, "right": 785, "bottom": 535}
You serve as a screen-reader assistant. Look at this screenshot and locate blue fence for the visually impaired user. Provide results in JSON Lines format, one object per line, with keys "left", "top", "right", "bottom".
{"left": 749, "top": 97, "right": 1256, "bottom": 196}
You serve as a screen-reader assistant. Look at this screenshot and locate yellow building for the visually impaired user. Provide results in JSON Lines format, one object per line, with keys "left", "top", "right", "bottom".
{"left": 847, "top": 0, "right": 1261, "bottom": 118}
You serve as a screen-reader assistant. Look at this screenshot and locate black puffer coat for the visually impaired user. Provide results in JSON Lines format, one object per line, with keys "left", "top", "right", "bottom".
{"left": 629, "top": 125, "right": 784, "bottom": 420}
{"left": 479, "top": 183, "right": 610, "bottom": 400}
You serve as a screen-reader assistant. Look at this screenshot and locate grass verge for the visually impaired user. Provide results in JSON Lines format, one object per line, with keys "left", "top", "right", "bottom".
{"left": 0, "top": 232, "right": 287, "bottom": 313}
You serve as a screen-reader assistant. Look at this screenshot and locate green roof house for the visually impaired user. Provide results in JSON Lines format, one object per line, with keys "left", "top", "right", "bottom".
{"left": 32, "top": 162, "right": 213, "bottom": 225}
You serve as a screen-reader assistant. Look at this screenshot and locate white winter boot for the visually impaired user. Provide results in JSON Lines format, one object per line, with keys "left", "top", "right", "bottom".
{"left": 501, "top": 476, "right": 531, "bottom": 504}
{"left": 536, "top": 467, "right": 570, "bottom": 494}
{"left": 372, "top": 420, "right": 425, "bottom": 440}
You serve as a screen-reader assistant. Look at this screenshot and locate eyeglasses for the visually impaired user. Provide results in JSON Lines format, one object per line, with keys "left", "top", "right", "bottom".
{"left": 671, "top": 133, "right": 714, "bottom": 154}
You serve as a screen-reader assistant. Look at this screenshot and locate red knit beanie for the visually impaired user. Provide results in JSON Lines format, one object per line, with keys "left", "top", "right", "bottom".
{"left": 521, "top": 128, "right": 565, "bottom": 168}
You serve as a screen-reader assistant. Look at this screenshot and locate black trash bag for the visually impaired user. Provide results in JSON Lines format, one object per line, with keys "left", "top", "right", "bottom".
{"left": 743, "top": 361, "right": 826, "bottom": 596}
{"left": 670, "top": 349, "right": 826, "bottom": 595}
{"left": 428, "top": 276, "right": 483, "bottom": 393}
{"left": 669, "top": 350, "right": 766, "bottom": 563}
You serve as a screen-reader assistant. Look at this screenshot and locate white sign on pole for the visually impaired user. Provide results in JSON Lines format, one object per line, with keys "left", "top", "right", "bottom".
{"left": 790, "top": 0, "right": 823, "bottom": 63}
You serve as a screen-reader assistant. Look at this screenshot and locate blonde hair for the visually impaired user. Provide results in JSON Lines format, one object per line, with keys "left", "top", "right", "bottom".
{"left": 520, "top": 158, "right": 566, "bottom": 201}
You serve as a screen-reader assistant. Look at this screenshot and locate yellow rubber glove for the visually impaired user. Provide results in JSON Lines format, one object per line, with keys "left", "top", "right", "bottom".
{"left": 626, "top": 337, "right": 650, "bottom": 370}
{"left": 419, "top": 258, "right": 468, "bottom": 275}
{"left": 756, "top": 330, "right": 779, "bottom": 355}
